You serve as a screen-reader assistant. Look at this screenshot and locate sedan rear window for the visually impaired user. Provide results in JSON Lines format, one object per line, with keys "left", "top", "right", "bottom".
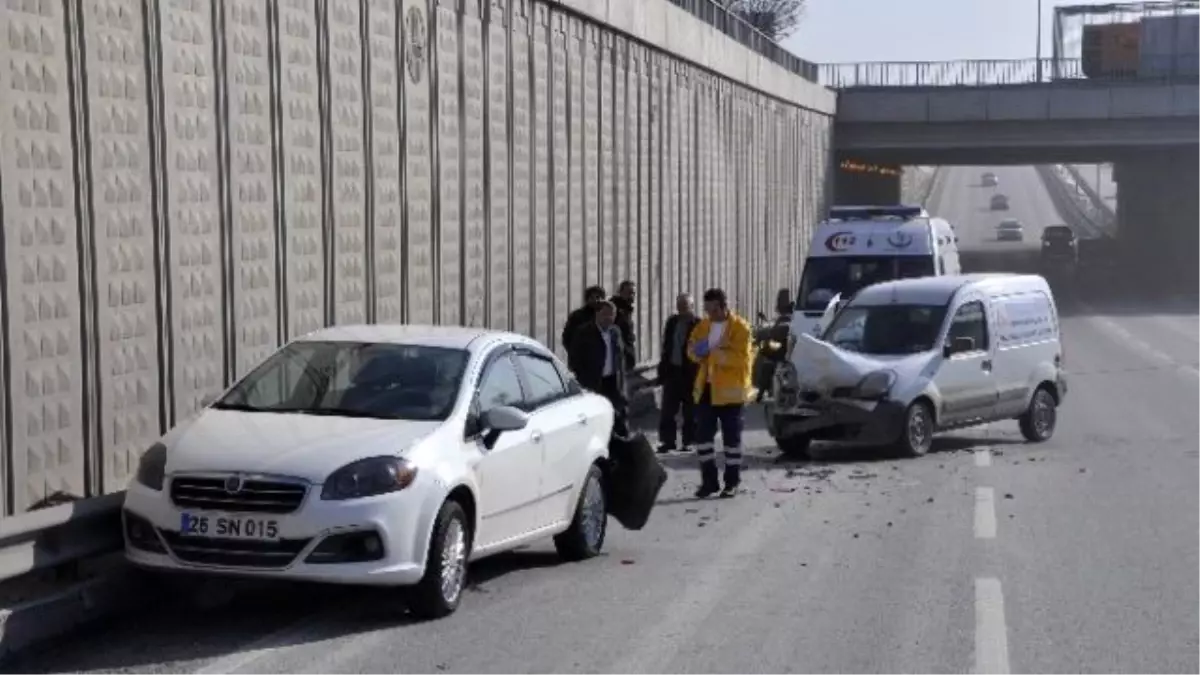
{"left": 214, "top": 342, "right": 469, "bottom": 421}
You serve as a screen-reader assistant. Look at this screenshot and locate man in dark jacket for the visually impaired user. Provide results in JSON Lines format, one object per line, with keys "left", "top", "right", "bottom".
{"left": 610, "top": 280, "right": 638, "bottom": 371}
{"left": 561, "top": 285, "right": 607, "bottom": 353}
{"left": 567, "top": 300, "right": 630, "bottom": 437}
{"left": 657, "top": 293, "right": 700, "bottom": 454}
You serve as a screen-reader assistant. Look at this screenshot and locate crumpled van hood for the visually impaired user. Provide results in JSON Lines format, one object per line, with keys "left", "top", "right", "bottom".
{"left": 792, "top": 334, "right": 938, "bottom": 395}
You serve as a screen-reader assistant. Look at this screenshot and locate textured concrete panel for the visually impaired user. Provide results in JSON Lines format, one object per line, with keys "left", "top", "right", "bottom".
{"left": 82, "top": 0, "right": 161, "bottom": 494}
{"left": 435, "top": 0, "right": 461, "bottom": 326}
{"left": 462, "top": 0, "right": 486, "bottom": 327}
{"left": 402, "top": 0, "right": 435, "bottom": 325}
{"left": 531, "top": 4, "right": 551, "bottom": 348}
{"left": 369, "top": 0, "right": 404, "bottom": 324}
{"left": 510, "top": 0, "right": 532, "bottom": 336}
{"left": 1, "top": 0, "right": 86, "bottom": 510}
{"left": 550, "top": 11, "right": 570, "bottom": 355}
{"left": 161, "top": 0, "right": 225, "bottom": 421}
{"left": 279, "top": 0, "right": 326, "bottom": 340}
{"left": 0, "top": 0, "right": 832, "bottom": 518}
{"left": 226, "top": 0, "right": 280, "bottom": 376}
{"left": 485, "top": 0, "right": 510, "bottom": 330}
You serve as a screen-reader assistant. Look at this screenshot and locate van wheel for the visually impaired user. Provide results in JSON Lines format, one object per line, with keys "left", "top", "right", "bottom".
{"left": 775, "top": 434, "right": 812, "bottom": 458}
{"left": 554, "top": 465, "right": 607, "bottom": 561}
{"left": 406, "top": 500, "right": 471, "bottom": 620}
{"left": 897, "top": 401, "right": 934, "bottom": 457}
{"left": 1019, "top": 387, "right": 1057, "bottom": 442}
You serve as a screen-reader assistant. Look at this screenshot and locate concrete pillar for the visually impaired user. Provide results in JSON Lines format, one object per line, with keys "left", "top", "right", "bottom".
{"left": 1114, "top": 148, "right": 1199, "bottom": 293}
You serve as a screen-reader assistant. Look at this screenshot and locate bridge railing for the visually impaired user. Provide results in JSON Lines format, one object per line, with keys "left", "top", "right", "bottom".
{"left": 821, "top": 57, "right": 1199, "bottom": 88}
{"left": 664, "top": 0, "right": 820, "bottom": 82}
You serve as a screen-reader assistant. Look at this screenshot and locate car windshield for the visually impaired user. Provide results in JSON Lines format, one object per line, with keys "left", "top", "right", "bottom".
{"left": 1043, "top": 227, "right": 1073, "bottom": 239}
{"left": 797, "top": 255, "right": 936, "bottom": 312}
{"left": 213, "top": 341, "right": 470, "bottom": 421}
{"left": 823, "top": 304, "right": 949, "bottom": 356}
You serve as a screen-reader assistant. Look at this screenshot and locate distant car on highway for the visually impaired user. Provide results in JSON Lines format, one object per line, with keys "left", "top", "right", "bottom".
{"left": 996, "top": 219, "right": 1024, "bottom": 242}
{"left": 990, "top": 194, "right": 1009, "bottom": 210}
{"left": 1040, "top": 225, "right": 1078, "bottom": 263}
{"left": 981, "top": 172, "right": 999, "bottom": 187}
{"left": 123, "top": 325, "right": 659, "bottom": 619}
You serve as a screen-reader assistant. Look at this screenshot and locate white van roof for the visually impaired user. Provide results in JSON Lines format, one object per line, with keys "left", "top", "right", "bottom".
{"left": 850, "top": 274, "right": 1047, "bottom": 306}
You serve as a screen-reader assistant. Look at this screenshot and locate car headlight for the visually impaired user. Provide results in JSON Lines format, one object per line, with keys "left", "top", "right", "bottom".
{"left": 321, "top": 456, "right": 418, "bottom": 501}
{"left": 852, "top": 370, "right": 897, "bottom": 400}
{"left": 135, "top": 442, "right": 168, "bottom": 491}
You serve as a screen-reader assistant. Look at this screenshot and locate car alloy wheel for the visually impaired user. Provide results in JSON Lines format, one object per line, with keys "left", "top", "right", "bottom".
{"left": 440, "top": 517, "right": 467, "bottom": 605}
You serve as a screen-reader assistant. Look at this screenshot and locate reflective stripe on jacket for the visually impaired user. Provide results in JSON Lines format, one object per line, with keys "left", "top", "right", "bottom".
{"left": 686, "top": 312, "right": 754, "bottom": 406}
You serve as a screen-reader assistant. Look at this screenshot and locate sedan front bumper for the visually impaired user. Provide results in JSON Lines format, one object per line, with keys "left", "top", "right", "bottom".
{"left": 122, "top": 477, "right": 439, "bottom": 586}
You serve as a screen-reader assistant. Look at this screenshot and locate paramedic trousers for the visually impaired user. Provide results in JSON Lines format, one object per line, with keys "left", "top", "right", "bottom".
{"left": 695, "top": 386, "right": 745, "bottom": 489}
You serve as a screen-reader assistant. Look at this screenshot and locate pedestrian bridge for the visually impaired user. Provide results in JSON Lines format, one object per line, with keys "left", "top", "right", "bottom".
{"left": 824, "top": 59, "right": 1199, "bottom": 165}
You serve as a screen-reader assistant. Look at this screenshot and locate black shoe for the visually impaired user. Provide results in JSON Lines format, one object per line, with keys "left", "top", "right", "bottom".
{"left": 657, "top": 444, "right": 676, "bottom": 455}
{"left": 719, "top": 485, "right": 739, "bottom": 498}
{"left": 695, "top": 461, "right": 720, "bottom": 498}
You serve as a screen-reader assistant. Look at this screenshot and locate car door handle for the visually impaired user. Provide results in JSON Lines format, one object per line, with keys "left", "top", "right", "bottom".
{"left": 576, "top": 413, "right": 588, "bottom": 426}
{"left": 530, "top": 430, "right": 544, "bottom": 442}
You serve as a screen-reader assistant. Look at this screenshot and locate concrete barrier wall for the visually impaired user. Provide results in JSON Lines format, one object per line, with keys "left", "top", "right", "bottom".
{"left": 0, "top": 0, "right": 833, "bottom": 515}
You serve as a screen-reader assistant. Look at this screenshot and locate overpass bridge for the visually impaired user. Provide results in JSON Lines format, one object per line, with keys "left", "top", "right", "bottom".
{"left": 823, "top": 57, "right": 1199, "bottom": 288}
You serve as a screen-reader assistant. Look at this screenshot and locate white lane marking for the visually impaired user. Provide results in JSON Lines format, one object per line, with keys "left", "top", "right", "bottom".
{"left": 975, "top": 450, "right": 992, "bottom": 468}
{"left": 974, "top": 487, "right": 997, "bottom": 540}
{"left": 192, "top": 608, "right": 348, "bottom": 675}
{"left": 1079, "top": 306, "right": 1200, "bottom": 377}
{"left": 974, "top": 578, "right": 1011, "bottom": 675}
{"left": 609, "top": 500, "right": 794, "bottom": 673}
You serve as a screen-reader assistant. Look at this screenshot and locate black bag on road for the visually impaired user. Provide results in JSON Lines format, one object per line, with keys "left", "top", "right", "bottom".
{"left": 605, "top": 432, "right": 668, "bottom": 531}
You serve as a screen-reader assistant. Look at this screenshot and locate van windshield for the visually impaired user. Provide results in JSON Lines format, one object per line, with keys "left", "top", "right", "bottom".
{"left": 824, "top": 304, "right": 949, "bottom": 356}
{"left": 797, "top": 256, "right": 936, "bottom": 312}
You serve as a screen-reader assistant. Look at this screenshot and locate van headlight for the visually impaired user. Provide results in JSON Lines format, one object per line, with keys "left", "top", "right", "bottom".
{"left": 852, "top": 370, "right": 897, "bottom": 400}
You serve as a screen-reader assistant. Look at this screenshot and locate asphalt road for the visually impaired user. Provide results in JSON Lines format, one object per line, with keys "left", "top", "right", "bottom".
{"left": 9, "top": 167, "right": 1197, "bottom": 674}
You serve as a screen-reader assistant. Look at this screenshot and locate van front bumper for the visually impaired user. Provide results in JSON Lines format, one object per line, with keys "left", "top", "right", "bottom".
{"left": 767, "top": 397, "right": 908, "bottom": 446}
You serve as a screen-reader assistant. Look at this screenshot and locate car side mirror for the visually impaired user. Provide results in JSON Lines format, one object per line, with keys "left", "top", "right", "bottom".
{"left": 945, "top": 336, "right": 975, "bottom": 357}
{"left": 481, "top": 405, "right": 529, "bottom": 449}
{"left": 199, "top": 392, "right": 219, "bottom": 408}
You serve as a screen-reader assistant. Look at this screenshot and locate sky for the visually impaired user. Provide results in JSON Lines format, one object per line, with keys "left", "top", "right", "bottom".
{"left": 784, "top": 0, "right": 1114, "bottom": 63}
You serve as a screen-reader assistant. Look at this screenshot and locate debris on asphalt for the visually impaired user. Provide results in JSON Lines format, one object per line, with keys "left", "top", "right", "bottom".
{"left": 774, "top": 502, "right": 782, "bottom": 508}
{"left": 1004, "top": 493, "right": 1014, "bottom": 499}
{"left": 1079, "top": 468, "right": 1087, "bottom": 473}
{"left": 770, "top": 486, "right": 798, "bottom": 493}
{"left": 621, "top": 559, "right": 636, "bottom": 565}
{"left": 852, "top": 533, "right": 860, "bottom": 539}
{"left": 800, "top": 562, "right": 808, "bottom": 567}
{"left": 887, "top": 521, "right": 893, "bottom": 527}
{"left": 685, "top": 508, "right": 699, "bottom": 514}
{"left": 926, "top": 497, "right": 935, "bottom": 503}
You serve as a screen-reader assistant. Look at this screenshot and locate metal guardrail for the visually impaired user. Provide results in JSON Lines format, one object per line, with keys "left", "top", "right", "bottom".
{"left": 0, "top": 492, "right": 124, "bottom": 584}
{"left": 664, "top": 0, "right": 819, "bottom": 82}
{"left": 1062, "top": 165, "right": 1117, "bottom": 220}
{"left": 820, "top": 56, "right": 1200, "bottom": 88}
{"left": 1053, "top": 165, "right": 1117, "bottom": 235}
{"left": 1036, "top": 165, "right": 1112, "bottom": 240}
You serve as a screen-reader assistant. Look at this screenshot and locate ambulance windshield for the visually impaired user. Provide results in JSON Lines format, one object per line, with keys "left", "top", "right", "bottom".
{"left": 797, "top": 255, "right": 936, "bottom": 312}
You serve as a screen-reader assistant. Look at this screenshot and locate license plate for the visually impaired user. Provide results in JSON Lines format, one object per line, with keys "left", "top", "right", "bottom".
{"left": 180, "top": 513, "right": 281, "bottom": 541}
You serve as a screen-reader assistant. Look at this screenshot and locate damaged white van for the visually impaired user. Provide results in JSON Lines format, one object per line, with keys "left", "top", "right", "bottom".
{"left": 768, "top": 274, "right": 1067, "bottom": 457}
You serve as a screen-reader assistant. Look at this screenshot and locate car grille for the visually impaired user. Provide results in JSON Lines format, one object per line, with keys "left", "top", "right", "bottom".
{"left": 159, "top": 531, "right": 311, "bottom": 568}
{"left": 170, "top": 476, "right": 308, "bottom": 514}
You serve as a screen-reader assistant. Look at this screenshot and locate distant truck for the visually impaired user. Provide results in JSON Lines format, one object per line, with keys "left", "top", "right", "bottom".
{"left": 1081, "top": 15, "right": 1199, "bottom": 80}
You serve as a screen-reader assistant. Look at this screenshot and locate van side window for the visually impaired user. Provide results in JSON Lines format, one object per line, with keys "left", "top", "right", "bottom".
{"left": 948, "top": 301, "right": 989, "bottom": 352}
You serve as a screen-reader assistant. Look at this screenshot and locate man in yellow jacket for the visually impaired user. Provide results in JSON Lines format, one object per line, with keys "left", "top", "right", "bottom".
{"left": 687, "top": 288, "right": 755, "bottom": 498}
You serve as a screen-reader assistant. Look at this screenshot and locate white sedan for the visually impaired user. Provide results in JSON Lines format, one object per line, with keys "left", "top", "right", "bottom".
{"left": 123, "top": 325, "right": 653, "bottom": 618}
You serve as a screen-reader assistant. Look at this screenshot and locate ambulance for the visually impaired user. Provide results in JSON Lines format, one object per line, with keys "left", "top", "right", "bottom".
{"left": 789, "top": 205, "right": 961, "bottom": 339}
